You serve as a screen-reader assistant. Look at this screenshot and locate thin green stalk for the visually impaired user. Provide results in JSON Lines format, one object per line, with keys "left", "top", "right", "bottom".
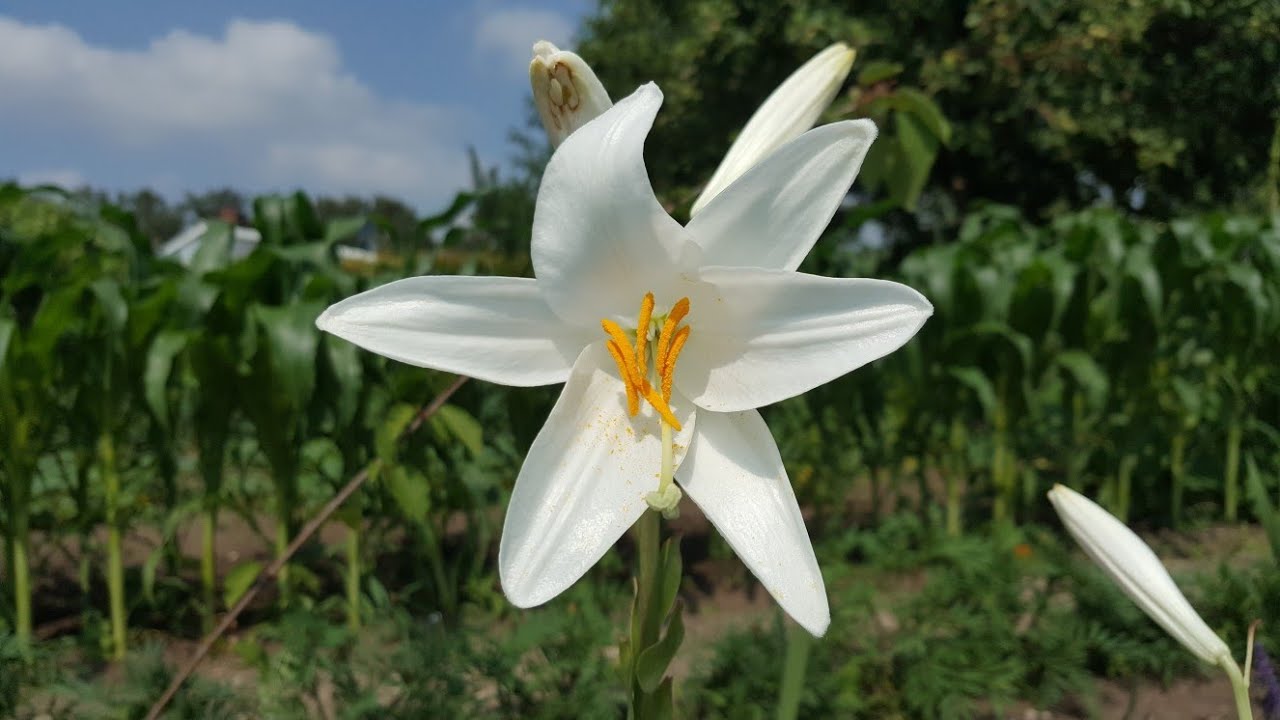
{"left": 274, "top": 515, "right": 291, "bottom": 608}
{"left": 630, "top": 509, "right": 662, "bottom": 718}
{"left": 946, "top": 418, "right": 967, "bottom": 536}
{"left": 1225, "top": 417, "right": 1243, "bottom": 522}
{"left": 1266, "top": 112, "right": 1280, "bottom": 214}
{"left": 1221, "top": 657, "right": 1254, "bottom": 720}
{"left": 1170, "top": 431, "right": 1187, "bottom": 528}
{"left": 345, "top": 521, "right": 361, "bottom": 631}
{"left": 200, "top": 506, "right": 217, "bottom": 632}
{"left": 776, "top": 621, "right": 813, "bottom": 720}
{"left": 1116, "top": 454, "right": 1135, "bottom": 524}
{"left": 992, "top": 399, "right": 1012, "bottom": 524}
{"left": 10, "top": 505, "right": 31, "bottom": 650}
{"left": 100, "top": 434, "right": 126, "bottom": 660}
{"left": 419, "top": 519, "right": 455, "bottom": 618}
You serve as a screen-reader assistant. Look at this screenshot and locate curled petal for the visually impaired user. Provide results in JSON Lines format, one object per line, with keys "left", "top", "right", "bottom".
{"left": 532, "top": 83, "right": 693, "bottom": 328}
{"left": 1048, "top": 484, "right": 1233, "bottom": 666}
{"left": 530, "top": 41, "right": 613, "bottom": 148}
{"left": 687, "top": 120, "right": 877, "bottom": 272}
{"left": 691, "top": 43, "right": 856, "bottom": 215}
{"left": 499, "top": 344, "right": 696, "bottom": 607}
{"left": 677, "top": 409, "right": 829, "bottom": 636}
{"left": 676, "top": 267, "right": 932, "bottom": 412}
{"left": 316, "top": 275, "right": 592, "bottom": 387}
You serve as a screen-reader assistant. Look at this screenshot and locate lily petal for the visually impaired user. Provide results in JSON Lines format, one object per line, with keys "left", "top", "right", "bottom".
{"left": 677, "top": 409, "right": 829, "bottom": 636}
{"left": 500, "top": 344, "right": 696, "bottom": 607}
{"left": 676, "top": 267, "right": 933, "bottom": 412}
{"left": 316, "top": 275, "right": 592, "bottom": 387}
{"left": 687, "top": 120, "right": 877, "bottom": 272}
{"left": 1048, "top": 484, "right": 1233, "bottom": 666}
{"left": 530, "top": 41, "right": 613, "bottom": 148}
{"left": 532, "top": 83, "right": 693, "bottom": 328}
{"left": 691, "top": 43, "right": 856, "bottom": 216}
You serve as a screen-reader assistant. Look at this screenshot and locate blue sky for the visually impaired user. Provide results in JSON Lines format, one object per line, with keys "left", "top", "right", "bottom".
{"left": 0, "top": 1, "right": 593, "bottom": 210}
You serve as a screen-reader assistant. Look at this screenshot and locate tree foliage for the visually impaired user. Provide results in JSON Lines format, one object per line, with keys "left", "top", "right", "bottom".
{"left": 577, "top": 0, "right": 1280, "bottom": 222}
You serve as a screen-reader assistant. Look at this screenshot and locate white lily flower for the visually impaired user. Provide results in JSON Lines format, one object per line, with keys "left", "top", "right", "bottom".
{"left": 1048, "top": 484, "right": 1233, "bottom": 665}
{"left": 530, "top": 41, "right": 855, "bottom": 215}
{"left": 530, "top": 41, "right": 612, "bottom": 148}
{"left": 318, "top": 84, "right": 931, "bottom": 636}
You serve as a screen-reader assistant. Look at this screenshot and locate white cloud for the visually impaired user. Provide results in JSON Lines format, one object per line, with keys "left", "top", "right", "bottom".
{"left": 0, "top": 17, "right": 471, "bottom": 207}
{"left": 18, "top": 168, "right": 85, "bottom": 188}
{"left": 474, "top": 8, "right": 573, "bottom": 73}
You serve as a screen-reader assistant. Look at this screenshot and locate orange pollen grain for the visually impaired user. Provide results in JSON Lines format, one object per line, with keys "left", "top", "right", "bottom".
{"left": 600, "top": 293, "right": 690, "bottom": 431}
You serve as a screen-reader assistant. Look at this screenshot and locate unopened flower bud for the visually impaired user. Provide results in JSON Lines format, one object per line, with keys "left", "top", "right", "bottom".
{"left": 1048, "top": 484, "right": 1233, "bottom": 666}
{"left": 530, "top": 41, "right": 612, "bottom": 148}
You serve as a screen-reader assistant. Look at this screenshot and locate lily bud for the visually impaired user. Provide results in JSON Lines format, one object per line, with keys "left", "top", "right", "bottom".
{"left": 1048, "top": 484, "right": 1233, "bottom": 666}
{"left": 530, "top": 41, "right": 612, "bottom": 148}
{"left": 691, "top": 42, "right": 856, "bottom": 216}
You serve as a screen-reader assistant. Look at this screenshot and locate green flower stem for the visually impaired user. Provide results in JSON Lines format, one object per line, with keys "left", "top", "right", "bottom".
{"left": 1170, "top": 431, "right": 1187, "bottom": 528}
{"left": 776, "top": 621, "right": 813, "bottom": 720}
{"left": 200, "top": 505, "right": 217, "bottom": 632}
{"left": 631, "top": 509, "right": 661, "bottom": 717}
{"left": 345, "top": 518, "right": 361, "bottom": 631}
{"left": 1221, "top": 657, "right": 1254, "bottom": 720}
{"left": 100, "top": 433, "right": 127, "bottom": 660}
{"left": 10, "top": 503, "right": 31, "bottom": 650}
{"left": 1225, "top": 417, "right": 1243, "bottom": 522}
{"left": 274, "top": 515, "right": 291, "bottom": 607}
{"left": 626, "top": 418, "right": 682, "bottom": 719}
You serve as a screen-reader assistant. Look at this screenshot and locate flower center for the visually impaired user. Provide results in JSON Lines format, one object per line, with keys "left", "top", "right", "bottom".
{"left": 600, "top": 292, "right": 691, "bottom": 431}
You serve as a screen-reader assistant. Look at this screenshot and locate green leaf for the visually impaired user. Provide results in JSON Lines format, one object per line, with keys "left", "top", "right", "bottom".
{"left": 377, "top": 403, "right": 419, "bottom": 463}
{"left": 1055, "top": 351, "right": 1109, "bottom": 410}
{"left": 189, "top": 221, "right": 236, "bottom": 274}
{"left": 144, "top": 331, "right": 188, "bottom": 430}
{"left": 650, "top": 678, "right": 674, "bottom": 720}
{"left": 88, "top": 278, "right": 128, "bottom": 333}
{"left": 387, "top": 466, "right": 431, "bottom": 523}
{"left": 857, "top": 60, "right": 903, "bottom": 85}
{"left": 0, "top": 317, "right": 14, "bottom": 374}
{"left": 418, "top": 192, "right": 474, "bottom": 232}
{"left": 656, "top": 538, "right": 682, "bottom": 620}
{"left": 324, "top": 216, "right": 369, "bottom": 246}
{"left": 1123, "top": 245, "right": 1162, "bottom": 325}
{"left": 890, "top": 112, "right": 937, "bottom": 210}
{"left": 252, "top": 302, "right": 324, "bottom": 413}
{"left": 947, "top": 366, "right": 997, "bottom": 418}
{"left": 324, "top": 336, "right": 363, "bottom": 428}
{"left": 433, "top": 404, "right": 484, "bottom": 457}
{"left": 1245, "top": 456, "right": 1280, "bottom": 560}
{"left": 635, "top": 600, "right": 685, "bottom": 693}
{"left": 223, "top": 561, "right": 263, "bottom": 609}
{"left": 891, "top": 87, "right": 952, "bottom": 145}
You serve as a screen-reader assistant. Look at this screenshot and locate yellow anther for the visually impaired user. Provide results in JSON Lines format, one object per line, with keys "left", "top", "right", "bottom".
{"left": 635, "top": 292, "right": 655, "bottom": 381}
{"left": 600, "top": 293, "right": 691, "bottom": 432}
{"left": 604, "top": 340, "right": 640, "bottom": 415}
{"left": 661, "top": 325, "right": 690, "bottom": 402}
{"left": 601, "top": 319, "right": 633, "bottom": 354}
{"left": 655, "top": 297, "right": 690, "bottom": 365}
{"left": 641, "top": 385, "right": 682, "bottom": 430}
